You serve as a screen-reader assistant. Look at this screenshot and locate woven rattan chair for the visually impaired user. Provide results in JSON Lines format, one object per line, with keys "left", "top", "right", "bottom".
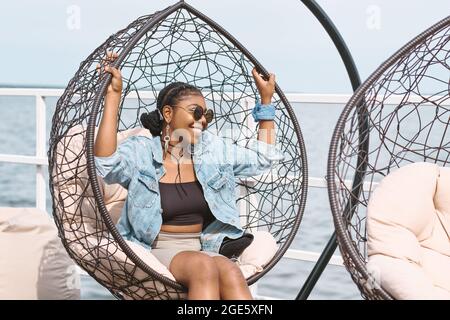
{"left": 48, "top": 1, "right": 307, "bottom": 299}
{"left": 327, "top": 16, "right": 450, "bottom": 299}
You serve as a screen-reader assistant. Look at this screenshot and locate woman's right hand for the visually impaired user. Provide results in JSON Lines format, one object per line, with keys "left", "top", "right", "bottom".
{"left": 94, "top": 51, "right": 122, "bottom": 157}
{"left": 97, "top": 51, "right": 122, "bottom": 96}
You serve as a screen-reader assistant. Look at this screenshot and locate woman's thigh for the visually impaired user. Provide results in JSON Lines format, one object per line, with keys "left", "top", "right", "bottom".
{"left": 169, "top": 251, "right": 219, "bottom": 285}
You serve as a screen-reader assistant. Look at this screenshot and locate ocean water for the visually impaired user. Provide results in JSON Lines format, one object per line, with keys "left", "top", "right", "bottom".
{"left": 0, "top": 95, "right": 361, "bottom": 300}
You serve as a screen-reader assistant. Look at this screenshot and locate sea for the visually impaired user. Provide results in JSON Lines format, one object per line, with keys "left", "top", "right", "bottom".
{"left": 0, "top": 94, "right": 361, "bottom": 300}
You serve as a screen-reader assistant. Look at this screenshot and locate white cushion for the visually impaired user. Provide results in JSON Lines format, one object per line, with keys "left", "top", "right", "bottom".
{"left": 237, "top": 231, "right": 278, "bottom": 279}
{"left": 367, "top": 162, "right": 450, "bottom": 299}
{"left": 0, "top": 207, "right": 80, "bottom": 300}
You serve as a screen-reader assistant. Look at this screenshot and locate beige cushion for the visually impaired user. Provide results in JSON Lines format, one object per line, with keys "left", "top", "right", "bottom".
{"left": 367, "top": 162, "right": 450, "bottom": 299}
{"left": 237, "top": 231, "right": 278, "bottom": 279}
{"left": 0, "top": 207, "right": 80, "bottom": 300}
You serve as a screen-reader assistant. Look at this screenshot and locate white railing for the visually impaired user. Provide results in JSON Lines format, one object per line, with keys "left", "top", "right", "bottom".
{"left": 4, "top": 87, "right": 444, "bottom": 299}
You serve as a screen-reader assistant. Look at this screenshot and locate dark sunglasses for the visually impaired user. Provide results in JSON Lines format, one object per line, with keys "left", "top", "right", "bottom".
{"left": 178, "top": 105, "right": 214, "bottom": 123}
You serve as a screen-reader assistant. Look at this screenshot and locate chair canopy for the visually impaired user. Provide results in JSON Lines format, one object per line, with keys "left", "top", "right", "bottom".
{"left": 327, "top": 16, "right": 450, "bottom": 299}
{"left": 48, "top": 1, "right": 307, "bottom": 299}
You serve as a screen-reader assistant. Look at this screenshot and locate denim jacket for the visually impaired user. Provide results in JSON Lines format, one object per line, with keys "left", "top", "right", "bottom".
{"left": 94, "top": 103, "right": 283, "bottom": 252}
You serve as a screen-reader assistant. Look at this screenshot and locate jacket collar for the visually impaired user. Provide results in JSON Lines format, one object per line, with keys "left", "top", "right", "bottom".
{"left": 149, "top": 135, "right": 164, "bottom": 164}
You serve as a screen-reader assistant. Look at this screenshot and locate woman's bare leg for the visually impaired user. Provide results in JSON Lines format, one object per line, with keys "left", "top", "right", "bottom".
{"left": 169, "top": 251, "right": 220, "bottom": 300}
{"left": 213, "top": 256, "right": 253, "bottom": 300}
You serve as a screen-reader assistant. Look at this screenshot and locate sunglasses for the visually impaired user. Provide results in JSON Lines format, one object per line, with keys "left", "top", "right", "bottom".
{"left": 178, "top": 105, "right": 214, "bottom": 123}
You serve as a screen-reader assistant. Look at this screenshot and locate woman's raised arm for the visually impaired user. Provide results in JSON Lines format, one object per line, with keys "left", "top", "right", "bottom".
{"left": 251, "top": 68, "right": 276, "bottom": 145}
{"left": 94, "top": 51, "right": 123, "bottom": 157}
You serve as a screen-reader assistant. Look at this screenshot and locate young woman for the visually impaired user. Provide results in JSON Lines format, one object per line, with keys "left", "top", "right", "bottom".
{"left": 94, "top": 52, "right": 283, "bottom": 299}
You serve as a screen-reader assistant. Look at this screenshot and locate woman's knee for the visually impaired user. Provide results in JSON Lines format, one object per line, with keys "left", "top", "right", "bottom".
{"left": 192, "top": 254, "right": 219, "bottom": 279}
{"left": 214, "top": 256, "right": 246, "bottom": 283}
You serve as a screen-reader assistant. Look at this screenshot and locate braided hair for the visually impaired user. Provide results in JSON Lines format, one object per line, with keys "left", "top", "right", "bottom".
{"left": 140, "top": 82, "right": 203, "bottom": 136}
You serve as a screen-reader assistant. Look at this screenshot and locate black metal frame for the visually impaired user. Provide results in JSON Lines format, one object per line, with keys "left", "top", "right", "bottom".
{"left": 296, "top": 0, "right": 362, "bottom": 300}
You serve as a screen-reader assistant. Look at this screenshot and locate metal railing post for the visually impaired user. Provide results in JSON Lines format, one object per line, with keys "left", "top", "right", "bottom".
{"left": 35, "top": 94, "right": 47, "bottom": 211}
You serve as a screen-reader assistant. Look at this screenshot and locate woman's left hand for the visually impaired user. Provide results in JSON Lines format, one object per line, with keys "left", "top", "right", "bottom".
{"left": 252, "top": 67, "right": 276, "bottom": 105}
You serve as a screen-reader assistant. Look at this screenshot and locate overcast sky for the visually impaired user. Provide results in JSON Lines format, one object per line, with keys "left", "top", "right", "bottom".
{"left": 0, "top": 0, "right": 448, "bottom": 93}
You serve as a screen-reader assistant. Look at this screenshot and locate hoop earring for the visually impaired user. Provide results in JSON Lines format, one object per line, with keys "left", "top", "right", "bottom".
{"left": 163, "top": 124, "right": 170, "bottom": 160}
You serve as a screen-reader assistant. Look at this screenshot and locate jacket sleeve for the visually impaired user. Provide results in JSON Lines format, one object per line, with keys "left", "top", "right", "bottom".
{"left": 222, "top": 138, "right": 285, "bottom": 178}
{"left": 94, "top": 137, "right": 138, "bottom": 188}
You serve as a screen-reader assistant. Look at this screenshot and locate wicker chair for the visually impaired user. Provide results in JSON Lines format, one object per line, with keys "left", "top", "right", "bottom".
{"left": 48, "top": 1, "right": 307, "bottom": 299}
{"left": 327, "top": 16, "right": 450, "bottom": 299}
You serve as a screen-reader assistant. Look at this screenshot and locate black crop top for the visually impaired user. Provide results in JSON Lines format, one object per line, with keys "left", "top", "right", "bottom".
{"left": 159, "top": 180, "right": 214, "bottom": 226}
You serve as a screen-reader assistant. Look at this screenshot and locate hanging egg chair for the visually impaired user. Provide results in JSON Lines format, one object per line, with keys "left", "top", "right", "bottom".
{"left": 49, "top": 1, "right": 307, "bottom": 299}
{"left": 328, "top": 16, "right": 450, "bottom": 299}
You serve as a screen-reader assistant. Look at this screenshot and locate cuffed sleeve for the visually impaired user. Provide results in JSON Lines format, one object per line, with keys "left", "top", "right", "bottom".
{"left": 94, "top": 138, "right": 138, "bottom": 188}
{"left": 251, "top": 102, "right": 276, "bottom": 122}
{"left": 223, "top": 139, "right": 285, "bottom": 178}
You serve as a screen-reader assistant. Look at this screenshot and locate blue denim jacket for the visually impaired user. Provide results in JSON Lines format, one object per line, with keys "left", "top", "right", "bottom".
{"left": 95, "top": 103, "right": 283, "bottom": 252}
